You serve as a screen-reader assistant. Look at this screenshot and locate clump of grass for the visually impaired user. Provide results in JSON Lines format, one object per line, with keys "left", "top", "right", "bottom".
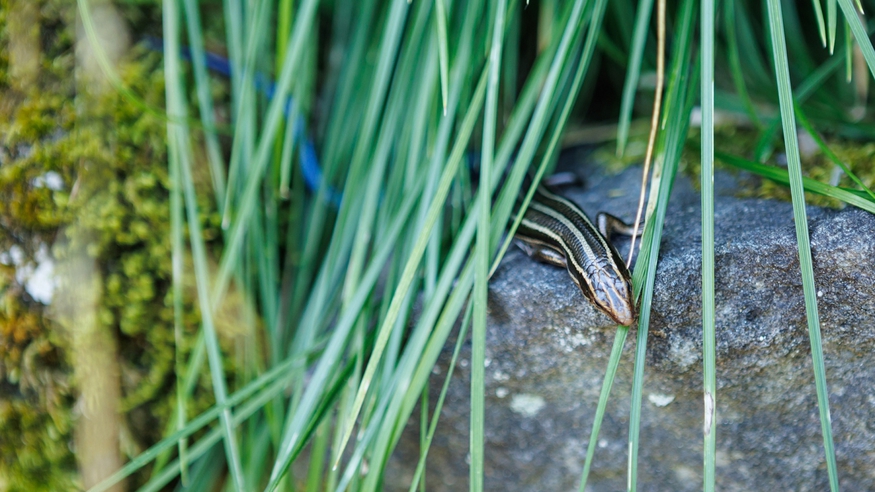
{"left": 66, "top": 1, "right": 875, "bottom": 491}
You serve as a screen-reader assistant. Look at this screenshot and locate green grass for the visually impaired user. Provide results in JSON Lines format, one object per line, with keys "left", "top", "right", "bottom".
{"left": 700, "top": 0, "right": 717, "bottom": 488}
{"left": 73, "top": 0, "right": 875, "bottom": 490}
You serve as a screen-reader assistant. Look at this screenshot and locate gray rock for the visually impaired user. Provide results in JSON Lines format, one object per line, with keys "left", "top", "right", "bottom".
{"left": 387, "top": 155, "right": 875, "bottom": 491}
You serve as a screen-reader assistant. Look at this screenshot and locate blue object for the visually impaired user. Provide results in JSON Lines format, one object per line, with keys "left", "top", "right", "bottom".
{"left": 147, "top": 36, "right": 342, "bottom": 206}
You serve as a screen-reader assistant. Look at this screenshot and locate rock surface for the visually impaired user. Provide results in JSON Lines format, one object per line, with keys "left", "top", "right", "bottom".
{"left": 387, "top": 153, "right": 875, "bottom": 491}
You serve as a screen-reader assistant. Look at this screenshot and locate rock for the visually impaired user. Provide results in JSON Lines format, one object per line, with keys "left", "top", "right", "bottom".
{"left": 387, "top": 153, "right": 875, "bottom": 491}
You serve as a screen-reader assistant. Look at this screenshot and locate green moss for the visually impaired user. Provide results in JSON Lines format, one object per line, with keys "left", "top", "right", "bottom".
{"left": 0, "top": 268, "right": 78, "bottom": 492}
{"left": 681, "top": 125, "right": 875, "bottom": 209}
{"left": 0, "top": 1, "right": 235, "bottom": 489}
{"left": 0, "top": 2, "right": 79, "bottom": 489}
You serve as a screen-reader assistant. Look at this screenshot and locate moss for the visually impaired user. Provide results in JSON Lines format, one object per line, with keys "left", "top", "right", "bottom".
{"left": 0, "top": 1, "right": 237, "bottom": 489}
{"left": 0, "top": 2, "right": 80, "bottom": 489}
{"left": 679, "top": 124, "right": 875, "bottom": 209}
{"left": 0, "top": 272, "right": 77, "bottom": 492}
{"left": 755, "top": 136, "right": 875, "bottom": 208}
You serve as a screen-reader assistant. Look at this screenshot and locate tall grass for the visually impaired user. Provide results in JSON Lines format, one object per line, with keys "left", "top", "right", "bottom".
{"left": 76, "top": 0, "right": 875, "bottom": 490}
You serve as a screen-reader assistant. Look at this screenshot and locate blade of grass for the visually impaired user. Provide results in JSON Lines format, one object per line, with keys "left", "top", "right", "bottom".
{"left": 628, "top": 0, "right": 697, "bottom": 487}
{"left": 715, "top": 153, "right": 875, "bottom": 213}
{"left": 502, "top": 6, "right": 520, "bottom": 111}
{"left": 355, "top": 211, "right": 477, "bottom": 492}
{"left": 294, "top": 4, "right": 473, "bottom": 476}
{"left": 346, "top": 12, "right": 437, "bottom": 456}
{"left": 754, "top": 50, "right": 845, "bottom": 163}
{"left": 724, "top": 0, "right": 763, "bottom": 128}
{"left": 435, "top": 0, "right": 450, "bottom": 114}
{"left": 138, "top": 354, "right": 356, "bottom": 492}
{"left": 597, "top": 31, "right": 628, "bottom": 65}
{"left": 151, "top": 332, "right": 207, "bottom": 475}
{"left": 76, "top": 0, "right": 173, "bottom": 120}
{"left": 837, "top": 0, "right": 875, "bottom": 80}
{"left": 181, "top": 0, "right": 227, "bottom": 209}
{"left": 277, "top": 97, "right": 299, "bottom": 199}
{"left": 211, "top": 0, "right": 319, "bottom": 308}
{"left": 733, "top": 0, "right": 772, "bottom": 88}
{"left": 221, "top": 0, "right": 242, "bottom": 108}
{"left": 344, "top": 142, "right": 481, "bottom": 488}
{"left": 347, "top": 4, "right": 586, "bottom": 480}
{"left": 418, "top": 347, "right": 428, "bottom": 492}
{"left": 828, "top": 0, "right": 838, "bottom": 52}
{"left": 794, "top": 105, "right": 875, "bottom": 202}
{"left": 701, "top": 0, "right": 717, "bottom": 488}
{"left": 360, "top": 0, "right": 604, "bottom": 486}
{"left": 608, "top": 0, "right": 635, "bottom": 52}
{"left": 407, "top": 303, "right": 474, "bottom": 491}
{"left": 278, "top": 10, "right": 476, "bottom": 468}
{"left": 766, "top": 0, "right": 839, "bottom": 489}
{"left": 811, "top": 0, "right": 829, "bottom": 47}
{"left": 318, "top": 0, "right": 379, "bottom": 182}
{"left": 781, "top": 0, "right": 817, "bottom": 75}
{"left": 341, "top": 0, "right": 411, "bottom": 307}
{"left": 180, "top": 445, "right": 223, "bottom": 492}
{"left": 255, "top": 194, "right": 280, "bottom": 362}
{"left": 577, "top": 328, "right": 627, "bottom": 491}
{"left": 168, "top": 62, "right": 191, "bottom": 489}
{"left": 846, "top": 19, "right": 854, "bottom": 82}
{"left": 348, "top": 4, "right": 577, "bottom": 484}
{"left": 328, "top": 66, "right": 490, "bottom": 476}
{"left": 263, "top": 170, "right": 428, "bottom": 491}
{"left": 616, "top": 0, "right": 654, "bottom": 158}
{"left": 471, "top": 1, "right": 507, "bottom": 489}
{"left": 335, "top": 0, "right": 429, "bottom": 434}
{"left": 626, "top": 0, "right": 664, "bottom": 268}
{"left": 304, "top": 416, "right": 330, "bottom": 492}
{"left": 162, "top": 3, "right": 244, "bottom": 489}
{"left": 628, "top": 65, "right": 695, "bottom": 490}
{"left": 87, "top": 356, "right": 300, "bottom": 492}
{"left": 220, "top": 0, "right": 267, "bottom": 227}
{"left": 243, "top": 422, "right": 275, "bottom": 491}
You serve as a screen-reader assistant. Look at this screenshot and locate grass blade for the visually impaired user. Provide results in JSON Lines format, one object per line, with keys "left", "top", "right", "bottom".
{"left": 324, "top": 66, "right": 489, "bottom": 479}
{"left": 616, "top": 0, "right": 655, "bottom": 157}
{"left": 837, "top": 0, "right": 875, "bottom": 81}
{"left": 407, "top": 304, "right": 473, "bottom": 491}
{"left": 435, "top": 0, "right": 450, "bottom": 114}
{"left": 577, "top": 328, "right": 628, "bottom": 491}
{"left": 162, "top": 2, "right": 244, "bottom": 489}
{"left": 715, "top": 153, "right": 875, "bottom": 213}
{"left": 766, "top": 0, "right": 839, "bottom": 488}
{"left": 76, "top": 0, "right": 170, "bottom": 119}
{"left": 180, "top": 0, "right": 227, "bottom": 209}
{"left": 263, "top": 169, "right": 427, "bottom": 491}
{"left": 811, "top": 0, "right": 828, "bottom": 47}
{"left": 794, "top": 105, "right": 875, "bottom": 203}
{"left": 87, "top": 356, "right": 300, "bottom": 491}
{"left": 489, "top": 0, "right": 592, "bottom": 274}
{"left": 828, "top": 0, "right": 838, "bottom": 52}
{"left": 700, "top": 0, "right": 717, "bottom": 488}
{"left": 724, "top": 0, "right": 763, "bottom": 128}
{"left": 211, "top": 0, "right": 319, "bottom": 308}
{"left": 471, "top": 0, "right": 507, "bottom": 489}
{"left": 168, "top": 51, "right": 191, "bottom": 491}
{"left": 628, "top": 0, "right": 696, "bottom": 487}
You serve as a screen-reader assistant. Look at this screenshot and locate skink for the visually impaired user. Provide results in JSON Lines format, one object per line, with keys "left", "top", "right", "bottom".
{"left": 514, "top": 186, "right": 637, "bottom": 326}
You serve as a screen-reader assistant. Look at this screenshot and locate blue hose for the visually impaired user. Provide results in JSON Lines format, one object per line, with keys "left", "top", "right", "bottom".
{"left": 147, "top": 36, "right": 342, "bottom": 205}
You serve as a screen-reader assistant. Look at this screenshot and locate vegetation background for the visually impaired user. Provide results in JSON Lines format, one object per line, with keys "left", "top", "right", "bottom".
{"left": 1, "top": 0, "right": 874, "bottom": 490}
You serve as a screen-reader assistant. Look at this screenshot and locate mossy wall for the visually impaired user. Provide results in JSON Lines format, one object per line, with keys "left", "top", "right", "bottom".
{"left": 0, "top": 2, "right": 230, "bottom": 489}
